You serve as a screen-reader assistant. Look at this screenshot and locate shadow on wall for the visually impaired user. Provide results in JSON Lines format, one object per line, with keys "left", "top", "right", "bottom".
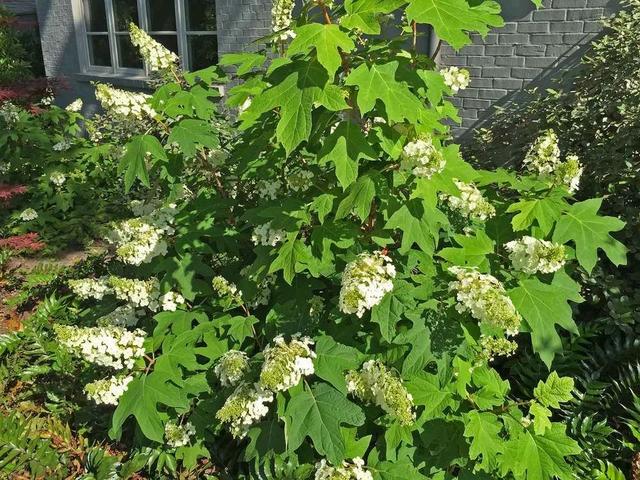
{"left": 456, "top": 38, "right": 590, "bottom": 145}
{"left": 456, "top": 0, "right": 620, "bottom": 145}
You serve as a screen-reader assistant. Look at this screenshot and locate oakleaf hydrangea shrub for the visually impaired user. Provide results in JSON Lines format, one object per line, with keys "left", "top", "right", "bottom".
{"left": 58, "top": 0, "right": 628, "bottom": 478}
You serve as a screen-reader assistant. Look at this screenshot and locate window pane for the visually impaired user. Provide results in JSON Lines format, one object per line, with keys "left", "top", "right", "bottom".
{"left": 88, "top": 35, "right": 112, "bottom": 66}
{"left": 188, "top": 35, "right": 217, "bottom": 71}
{"left": 84, "top": 0, "right": 107, "bottom": 32}
{"left": 147, "top": 0, "right": 176, "bottom": 31}
{"left": 151, "top": 34, "right": 179, "bottom": 56}
{"left": 113, "top": 0, "right": 139, "bottom": 31}
{"left": 117, "top": 34, "right": 143, "bottom": 69}
{"left": 186, "top": 0, "right": 216, "bottom": 31}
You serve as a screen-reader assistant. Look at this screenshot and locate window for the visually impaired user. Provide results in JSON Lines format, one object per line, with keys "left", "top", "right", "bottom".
{"left": 77, "top": 0, "right": 218, "bottom": 75}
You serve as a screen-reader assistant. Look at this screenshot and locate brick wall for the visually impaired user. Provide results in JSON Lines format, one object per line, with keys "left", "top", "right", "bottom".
{"left": 216, "top": 0, "right": 272, "bottom": 55}
{"left": 436, "top": 0, "right": 620, "bottom": 138}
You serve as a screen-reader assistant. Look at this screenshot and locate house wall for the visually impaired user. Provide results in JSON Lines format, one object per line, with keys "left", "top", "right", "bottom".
{"left": 33, "top": 0, "right": 619, "bottom": 126}
{"left": 436, "top": 0, "right": 620, "bottom": 138}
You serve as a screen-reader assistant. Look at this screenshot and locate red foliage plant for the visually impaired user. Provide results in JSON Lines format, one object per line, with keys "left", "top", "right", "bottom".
{"left": 0, "top": 184, "right": 28, "bottom": 203}
{"left": 0, "top": 78, "right": 67, "bottom": 106}
{"left": 0, "top": 233, "right": 46, "bottom": 252}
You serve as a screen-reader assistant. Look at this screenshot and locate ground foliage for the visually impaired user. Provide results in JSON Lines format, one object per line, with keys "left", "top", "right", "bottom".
{"left": 0, "top": 0, "right": 631, "bottom": 479}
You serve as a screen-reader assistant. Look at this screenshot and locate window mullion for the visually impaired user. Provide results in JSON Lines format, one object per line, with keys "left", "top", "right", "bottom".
{"left": 175, "top": 0, "right": 189, "bottom": 70}
{"left": 138, "top": 0, "right": 150, "bottom": 76}
{"left": 104, "top": 0, "right": 118, "bottom": 74}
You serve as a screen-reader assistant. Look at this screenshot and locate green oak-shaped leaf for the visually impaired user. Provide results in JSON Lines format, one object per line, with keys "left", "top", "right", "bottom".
{"left": 288, "top": 24, "right": 355, "bottom": 76}
{"left": 385, "top": 198, "right": 449, "bottom": 255}
{"left": 109, "top": 372, "right": 189, "bottom": 443}
{"left": 416, "top": 69, "right": 450, "bottom": 107}
{"left": 534, "top": 372, "right": 574, "bottom": 409}
{"left": 506, "top": 194, "right": 568, "bottom": 236}
{"left": 500, "top": 424, "right": 581, "bottom": 480}
{"left": 341, "top": 0, "right": 405, "bottom": 34}
{"left": 530, "top": 402, "right": 553, "bottom": 435}
{"left": 406, "top": 0, "right": 504, "bottom": 50}
{"left": 371, "top": 280, "right": 416, "bottom": 342}
{"left": 438, "top": 230, "right": 495, "bottom": 269}
{"left": 167, "top": 119, "right": 220, "bottom": 157}
{"left": 463, "top": 411, "right": 504, "bottom": 470}
{"left": 318, "top": 120, "right": 377, "bottom": 189}
{"left": 335, "top": 174, "right": 376, "bottom": 222}
{"left": 509, "top": 272, "right": 583, "bottom": 368}
{"left": 314, "top": 336, "right": 363, "bottom": 393}
{"left": 371, "top": 459, "right": 429, "bottom": 479}
{"left": 345, "top": 61, "right": 425, "bottom": 123}
{"left": 552, "top": 198, "right": 627, "bottom": 274}
{"left": 241, "top": 60, "right": 349, "bottom": 154}
{"left": 268, "top": 236, "right": 310, "bottom": 285}
{"left": 285, "top": 382, "right": 365, "bottom": 464}
{"left": 219, "top": 52, "right": 266, "bottom": 75}
{"left": 405, "top": 372, "right": 455, "bottom": 419}
{"left": 119, "top": 135, "right": 167, "bottom": 192}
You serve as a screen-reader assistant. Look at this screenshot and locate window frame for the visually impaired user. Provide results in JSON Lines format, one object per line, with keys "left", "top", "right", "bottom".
{"left": 72, "top": 0, "right": 218, "bottom": 78}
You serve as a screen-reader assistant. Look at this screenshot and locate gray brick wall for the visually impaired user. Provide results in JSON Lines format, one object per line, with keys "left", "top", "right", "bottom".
{"left": 216, "top": 0, "right": 272, "bottom": 55}
{"left": 437, "top": 0, "right": 621, "bottom": 137}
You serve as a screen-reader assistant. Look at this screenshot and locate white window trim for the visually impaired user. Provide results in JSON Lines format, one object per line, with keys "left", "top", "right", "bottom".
{"left": 71, "top": 0, "right": 218, "bottom": 79}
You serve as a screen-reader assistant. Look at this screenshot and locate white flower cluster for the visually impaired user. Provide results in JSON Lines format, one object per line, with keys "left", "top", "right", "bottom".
{"left": 49, "top": 171, "right": 66, "bottom": 187}
{"left": 84, "top": 375, "right": 133, "bottom": 405}
{"left": 441, "top": 66, "right": 471, "bottom": 93}
{"left": 401, "top": 136, "right": 446, "bottom": 179}
{"left": 95, "top": 83, "right": 155, "bottom": 119}
{"left": 54, "top": 324, "right": 146, "bottom": 370}
{"left": 212, "top": 275, "right": 244, "bottom": 304}
{"left": 215, "top": 350, "right": 250, "bottom": 387}
{"left": 554, "top": 154, "right": 583, "bottom": 193}
{"left": 97, "top": 305, "right": 140, "bottom": 327}
{"left": 53, "top": 139, "right": 71, "bottom": 151}
{"left": 68, "top": 277, "right": 111, "bottom": 300}
{"left": 251, "top": 222, "right": 287, "bottom": 246}
{"left": 286, "top": 168, "right": 314, "bottom": 192}
{"left": 272, "top": 0, "right": 296, "bottom": 40}
{"left": 478, "top": 335, "right": 518, "bottom": 363}
{"left": 66, "top": 98, "right": 83, "bottom": 112}
{"left": 164, "top": 420, "right": 195, "bottom": 448}
{"left": 161, "top": 291, "right": 185, "bottom": 312}
{"left": 524, "top": 131, "right": 584, "bottom": 193}
{"left": 109, "top": 277, "right": 161, "bottom": 310}
{"left": 448, "top": 266, "right": 522, "bottom": 335}
{"left": 505, "top": 236, "right": 566, "bottom": 275}
{"left": 19, "top": 208, "right": 38, "bottom": 222}
{"left": 315, "top": 458, "right": 373, "bottom": 480}
{"left": 346, "top": 360, "right": 415, "bottom": 426}
{"left": 524, "top": 130, "right": 561, "bottom": 175}
{"left": 339, "top": 252, "right": 396, "bottom": 318}
{"left": 215, "top": 383, "right": 274, "bottom": 438}
{"left": 129, "top": 23, "right": 178, "bottom": 72}
{"left": 0, "top": 102, "right": 21, "bottom": 125}
{"left": 107, "top": 203, "right": 177, "bottom": 265}
{"left": 259, "top": 335, "right": 315, "bottom": 392}
{"left": 441, "top": 180, "right": 496, "bottom": 221}
{"left": 257, "top": 179, "right": 282, "bottom": 200}
{"left": 109, "top": 219, "right": 167, "bottom": 265}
